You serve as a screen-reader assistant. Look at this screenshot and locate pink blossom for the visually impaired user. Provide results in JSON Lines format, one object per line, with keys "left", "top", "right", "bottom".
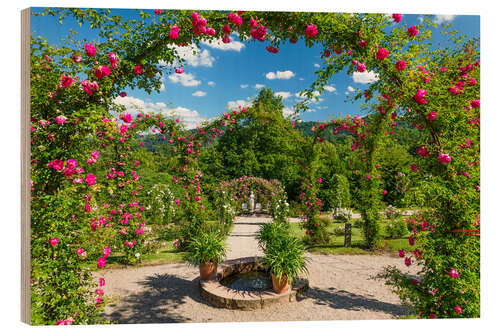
{"left": 366, "top": 174, "right": 371, "bottom": 180}
{"left": 55, "top": 115, "right": 67, "bottom": 124}
{"left": 398, "top": 249, "right": 405, "bottom": 258}
{"left": 59, "top": 75, "right": 73, "bottom": 88}
{"left": 413, "top": 88, "right": 427, "bottom": 105}
{"left": 96, "top": 288, "right": 104, "bottom": 296}
{"left": 407, "top": 25, "right": 419, "bottom": 37}
{"left": 359, "top": 40, "right": 367, "bottom": 48}
{"left": 427, "top": 111, "right": 437, "bottom": 120}
{"left": 395, "top": 60, "right": 406, "bottom": 71}
{"left": 103, "top": 247, "right": 111, "bottom": 258}
{"left": 84, "top": 43, "right": 96, "bottom": 57}
{"left": 154, "top": 9, "right": 163, "bottom": 15}
{"left": 454, "top": 306, "right": 462, "bottom": 314}
{"left": 86, "top": 173, "right": 96, "bottom": 186}
{"left": 470, "top": 100, "right": 480, "bottom": 108}
{"left": 99, "top": 278, "right": 106, "bottom": 287}
{"left": 438, "top": 153, "right": 452, "bottom": 164}
{"left": 108, "top": 52, "right": 119, "bottom": 69}
{"left": 133, "top": 65, "right": 143, "bottom": 74}
{"left": 317, "top": 178, "right": 323, "bottom": 184}
{"left": 250, "top": 25, "right": 267, "bottom": 41}
{"left": 81, "top": 80, "right": 99, "bottom": 95}
{"left": 71, "top": 54, "right": 82, "bottom": 63}
{"left": 383, "top": 190, "right": 387, "bottom": 195}
{"left": 408, "top": 235, "right": 415, "bottom": 246}
{"left": 449, "top": 268, "right": 460, "bottom": 278}
{"left": 249, "top": 18, "right": 258, "bottom": 28}
{"left": 120, "top": 113, "right": 133, "bottom": 123}
{"left": 305, "top": 24, "right": 318, "bottom": 38}
{"left": 175, "top": 68, "right": 184, "bottom": 74}
{"left": 376, "top": 48, "right": 389, "bottom": 61}
{"left": 405, "top": 257, "right": 412, "bottom": 266}
{"left": 222, "top": 35, "right": 231, "bottom": 44}
{"left": 265, "top": 46, "right": 279, "bottom": 54}
{"left": 97, "top": 257, "right": 106, "bottom": 268}
{"left": 416, "top": 146, "right": 428, "bottom": 157}
{"left": 410, "top": 164, "right": 419, "bottom": 172}
{"left": 76, "top": 248, "right": 84, "bottom": 255}
{"left": 49, "top": 160, "right": 64, "bottom": 170}
{"left": 357, "top": 62, "right": 366, "bottom": 72}
{"left": 169, "top": 25, "right": 179, "bottom": 39}
{"left": 49, "top": 238, "right": 59, "bottom": 246}
{"left": 392, "top": 14, "right": 402, "bottom": 23}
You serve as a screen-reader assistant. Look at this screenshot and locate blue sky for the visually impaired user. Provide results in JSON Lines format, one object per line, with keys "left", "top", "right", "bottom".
{"left": 30, "top": 8, "right": 479, "bottom": 128}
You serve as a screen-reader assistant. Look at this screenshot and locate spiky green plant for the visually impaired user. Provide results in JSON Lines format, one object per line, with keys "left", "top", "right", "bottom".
{"left": 262, "top": 237, "right": 309, "bottom": 284}
{"left": 187, "top": 231, "right": 227, "bottom": 266}
{"left": 256, "top": 221, "right": 291, "bottom": 251}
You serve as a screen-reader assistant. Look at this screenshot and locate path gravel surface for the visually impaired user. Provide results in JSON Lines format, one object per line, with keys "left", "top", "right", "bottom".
{"left": 99, "top": 216, "right": 417, "bottom": 323}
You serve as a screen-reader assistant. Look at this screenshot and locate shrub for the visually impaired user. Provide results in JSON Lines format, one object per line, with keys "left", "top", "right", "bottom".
{"left": 257, "top": 221, "right": 291, "bottom": 251}
{"left": 333, "top": 224, "right": 346, "bottom": 236}
{"left": 384, "top": 219, "right": 408, "bottom": 238}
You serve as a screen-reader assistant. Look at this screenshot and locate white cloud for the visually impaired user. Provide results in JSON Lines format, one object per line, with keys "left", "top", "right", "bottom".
{"left": 324, "top": 85, "right": 336, "bottom": 93}
{"left": 295, "top": 91, "right": 321, "bottom": 99}
{"left": 434, "top": 15, "right": 456, "bottom": 24}
{"left": 265, "top": 70, "right": 295, "bottom": 80}
{"left": 168, "top": 73, "right": 201, "bottom": 87}
{"left": 353, "top": 71, "right": 379, "bottom": 84}
{"left": 254, "top": 84, "right": 265, "bottom": 89}
{"left": 201, "top": 38, "right": 245, "bottom": 52}
{"left": 314, "top": 63, "right": 320, "bottom": 68}
{"left": 274, "top": 91, "right": 291, "bottom": 100}
{"left": 207, "top": 81, "right": 216, "bottom": 87}
{"left": 282, "top": 107, "right": 295, "bottom": 117}
{"left": 347, "top": 86, "right": 355, "bottom": 92}
{"left": 160, "top": 83, "right": 165, "bottom": 91}
{"left": 192, "top": 91, "right": 206, "bottom": 97}
{"left": 240, "top": 84, "right": 249, "bottom": 88}
{"left": 114, "top": 96, "right": 206, "bottom": 129}
{"left": 227, "top": 99, "right": 252, "bottom": 110}
{"left": 161, "top": 45, "right": 215, "bottom": 68}
{"left": 417, "top": 16, "right": 424, "bottom": 23}
{"left": 299, "top": 78, "right": 304, "bottom": 81}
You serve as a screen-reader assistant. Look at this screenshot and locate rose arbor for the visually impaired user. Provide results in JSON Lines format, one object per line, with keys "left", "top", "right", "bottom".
{"left": 30, "top": 8, "right": 479, "bottom": 324}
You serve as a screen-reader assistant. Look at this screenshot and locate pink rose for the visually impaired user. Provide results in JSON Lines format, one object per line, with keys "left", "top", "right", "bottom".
{"left": 413, "top": 88, "right": 427, "bottom": 105}
{"left": 470, "top": 100, "right": 480, "bottom": 108}
{"left": 84, "top": 43, "right": 96, "bottom": 57}
{"left": 454, "top": 306, "right": 462, "bottom": 314}
{"left": 392, "top": 14, "right": 402, "bottom": 23}
{"left": 49, "top": 238, "right": 59, "bottom": 246}
{"left": 59, "top": 75, "right": 73, "bottom": 88}
{"left": 99, "top": 278, "right": 106, "bottom": 287}
{"left": 427, "top": 111, "right": 437, "bottom": 120}
{"left": 376, "top": 48, "right": 389, "bottom": 61}
{"left": 55, "top": 115, "right": 67, "bottom": 124}
{"left": 449, "top": 268, "right": 460, "bottom": 278}
{"left": 86, "top": 173, "right": 96, "bottom": 186}
{"left": 395, "top": 60, "right": 406, "bottom": 71}
{"left": 108, "top": 52, "right": 119, "bottom": 69}
{"left": 175, "top": 68, "right": 184, "bottom": 74}
{"left": 438, "top": 153, "right": 452, "bottom": 164}
{"left": 97, "top": 257, "right": 106, "bottom": 268}
{"left": 169, "top": 25, "right": 179, "bottom": 39}
{"left": 305, "top": 24, "right": 318, "bottom": 38}
{"left": 133, "top": 65, "right": 142, "bottom": 74}
{"left": 407, "top": 25, "right": 419, "bottom": 37}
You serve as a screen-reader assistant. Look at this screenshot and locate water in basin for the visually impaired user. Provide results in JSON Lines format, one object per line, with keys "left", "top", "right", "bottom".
{"left": 220, "top": 271, "right": 272, "bottom": 292}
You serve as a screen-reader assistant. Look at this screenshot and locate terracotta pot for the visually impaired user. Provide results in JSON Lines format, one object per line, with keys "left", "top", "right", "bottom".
{"left": 271, "top": 273, "right": 290, "bottom": 294}
{"left": 199, "top": 262, "right": 217, "bottom": 280}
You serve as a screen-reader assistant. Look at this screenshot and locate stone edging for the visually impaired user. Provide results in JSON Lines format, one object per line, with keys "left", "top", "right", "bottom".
{"left": 199, "top": 256, "right": 309, "bottom": 310}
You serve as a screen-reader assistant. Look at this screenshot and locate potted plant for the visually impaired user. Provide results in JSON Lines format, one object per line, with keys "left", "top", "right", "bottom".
{"left": 261, "top": 236, "right": 309, "bottom": 294}
{"left": 187, "top": 231, "right": 227, "bottom": 280}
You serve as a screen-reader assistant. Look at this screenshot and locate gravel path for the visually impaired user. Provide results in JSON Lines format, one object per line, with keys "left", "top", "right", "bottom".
{"left": 99, "top": 216, "right": 417, "bottom": 323}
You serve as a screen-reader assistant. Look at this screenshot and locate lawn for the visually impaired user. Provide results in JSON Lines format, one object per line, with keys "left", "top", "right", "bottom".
{"left": 289, "top": 218, "right": 415, "bottom": 255}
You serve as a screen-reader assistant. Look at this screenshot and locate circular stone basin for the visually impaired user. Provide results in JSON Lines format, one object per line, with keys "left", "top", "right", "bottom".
{"left": 199, "top": 256, "right": 309, "bottom": 310}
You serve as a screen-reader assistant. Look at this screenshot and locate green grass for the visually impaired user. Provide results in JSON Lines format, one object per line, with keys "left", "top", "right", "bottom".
{"left": 91, "top": 243, "right": 188, "bottom": 271}
{"left": 289, "top": 219, "right": 414, "bottom": 255}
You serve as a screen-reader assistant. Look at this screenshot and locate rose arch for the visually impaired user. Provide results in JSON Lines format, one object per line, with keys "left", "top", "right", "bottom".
{"left": 29, "top": 8, "right": 479, "bottom": 324}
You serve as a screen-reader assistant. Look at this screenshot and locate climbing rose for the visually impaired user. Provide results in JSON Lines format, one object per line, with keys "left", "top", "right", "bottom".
{"left": 398, "top": 249, "right": 405, "bottom": 258}
{"left": 359, "top": 40, "right": 367, "bottom": 48}
{"left": 94, "top": 65, "right": 111, "bottom": 79}
{"left": 81, "top": 80, "right": 99, "bottom": 95}
{"left": 71, "top": 54, "right": 82, "bottom": 63}
{"left": 407, "top": 25, "right": 419, "bottom": 37}
{"left": 103, "top": 247, "right": 111, "bottom": 258}
{"left": 395, "top": 60, "right": 406, "bottom": 71}
{"left": 133, "top": 65, "right": 142, "bottom": 74}
{"left": 99, "top": 278, "right": 106, "bottom": 287}
{"left": 376, "top": 48, "right": 389, "bottom": 61}
{"left": 392, "top": 14, "right": 402, "bottom": 22}
{"left": 175, "top": 68, "right": 184, "bottom": 74}
{"left": 49, "top": 238, "right": 59, "bottom": 246}
{"left": 357, "top": 62, "right": 367, "bottom": 72}
{"left": 59, "top": 75, "right": 73, "bottom": 88}
{"left": 470, "top": 99, "right": 480, "bottom": 108}
{"left": 414, "top": 89, "right": 427, "bottom": 105}
{"left": 119, "top": 92, "right": 127, "bottom": 97}
{"left": 317, "top": 178, "right": 323, "bottom": 184}
{"left": 405, "top": 257, "right": 412, "bottom": 266}
{"left": 265, "top": 46, "right": 279, "bottom": 54}
{"left": 108, "top": 52, "right": 119, "bottom": 69}
{"left": 408, "top": 235, "right": 415, "bottom": 246}
{"left": 154, "top": 9, "right": 163, "bottom": 14}
{"left": 438, "top": 153, "right": 452, "bottom": 164}
{"left": 120, "top": 113, "right": 133, "bottom": 123}
{"left": 305, "top": 24, "right": 318, "bottom": 37}
{"left": 169, "top": 25, "right": 179, "bottom": 39}
{"left": 454, "top": 306, "right": 462, "bottom": 314}
{"left": 86, "top": 173, "right": 96, "bottom": 186}
{"left": 84, "top": 43, "right": 96, "bottom": 57}
{"left": 55, "top": 115, "right": 67, "bottom": 124}
{"left": 249, "top": 18, "right": 257, "bottom": 27}
{"left": 97, "top": 257, "right": 106, "bottom": 268}
{"left": 222, "top": 35, "right": 230, "bottom": 44}
{"left": 427, "top": 111, "right": 437, "bottom": 120}
{"left": 49, "top": 160, "right": 64, "bottom": 170}
{"left": 449, "top": 268, "right": 460, "bottom": 278}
